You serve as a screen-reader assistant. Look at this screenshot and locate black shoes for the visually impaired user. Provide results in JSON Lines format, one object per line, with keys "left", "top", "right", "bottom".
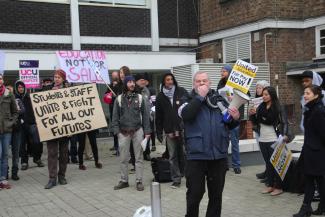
{"left": 114, "top": 181, "right": 129, "bottom": 190}
{"left": 136, "top": 182, "right": 144, "bottom": 191}
{"left": 144, "top": 154, "right": 151, "bottom": 161}
{"left": 21, "top": 163, "right": 28, "bottom": 170}
{"left": 11, "top": 174, "right": 20, "bottom": 181}
{"left": 234, "top": 168, "right": 241, "bottom": 174}
{"left": 170, "top": 182, "right": 181, "bottom": 189}
{"left": 256, "top": 171, "right": 266, "bottom": 179}
{"left": 293, "top": 204, "right": 312, "bottom": 217}
{"left": 260, "top": 177, "right": 268, "bottom": 183}
{"left": 34, "top": 159, "right": 45, "bottom": 167}
{"left": 45, "top": 179, "right": 57, "bottom": 189}
{"left": 312, "top": 203, "right": 325, "bottom": 215}
{"left": 58, "top": 176, "right": 67, "bottom": 185}
{"left": 151, "top": 146, "right": 156, "bottom": 152}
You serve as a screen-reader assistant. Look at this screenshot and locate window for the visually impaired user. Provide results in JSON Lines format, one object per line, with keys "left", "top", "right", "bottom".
{"left": 316, "top": 25, "right": 325, "bottom": 57}
{"left": 222, "top": 33, "right": 251, "bottom": 63}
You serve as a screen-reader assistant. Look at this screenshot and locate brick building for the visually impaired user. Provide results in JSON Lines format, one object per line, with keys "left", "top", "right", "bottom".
{"left": 0, "top": 0, "right": 198, "bottom": 87}
{"left": 198, "top": 0, "right": 325, "bottom": 132}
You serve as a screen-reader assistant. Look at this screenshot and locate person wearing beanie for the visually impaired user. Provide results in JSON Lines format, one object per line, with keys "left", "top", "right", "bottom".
{"left": 217, "top": 65, "right": 242, "bottom": 175}
{"left": 45, "top": 69, "right": 69, "bottom": 189}
{"left": 0, "top": 74, "right": 18, "bottom": 189}
{"left": 112, "top": 74, "right": 151, "bottom": 191}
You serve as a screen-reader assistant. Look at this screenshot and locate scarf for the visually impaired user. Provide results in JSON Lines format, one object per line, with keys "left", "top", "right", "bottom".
{"left": 256, "top": 102, "right": 280, "bottom": 125}
{"left": 0, "top": 85, "right": 5, "bottom": 97}
{"left": 163, "top": 85, "right": 175, "bottom": 104}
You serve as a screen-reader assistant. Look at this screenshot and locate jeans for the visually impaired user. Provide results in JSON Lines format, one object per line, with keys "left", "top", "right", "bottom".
{"left": 47, "top": 138, "right": 69, "bottom": 179}
{"left": 77, "top": 130, "right": 99, "bottom": 165}
{"left": 259, "top": 141, "right": 282, "bottom": 188}
{"left": 11, "top": 129, "right": 22, "bottom": 174}
{"left": 230, "top": 126, "right": 240, "bottom": 168}
{"left": 118, "top": 128, "right": 144, "bottom": 183}
{"left": 185, "top": 159, "right": 228, "bottom": 217}
{"left": 166, "top": 135, "right": 185, "bottom": 183}
{"left": 68, "top": 135, "right": 78, "bottom": 160}
{"left": 0, "top": 133, "right": 11, "bottom": 181}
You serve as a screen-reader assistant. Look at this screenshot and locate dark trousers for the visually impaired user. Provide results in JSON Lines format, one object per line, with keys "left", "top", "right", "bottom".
{"left": 47, "top": 138, "right": 69, "bottom": 179}
{"left": 20, "top": 124, "right": 43, "bottom": 164}
{"left": 77, "top": 130, "right": 99, "bottom": 165}
{"left": 303, "top": 175, "right": 325, "bottom": 206}
{"left": 113, "top": 134, "right": 119, "bottom": 151}
{"left": 185, "top": 158, "right": 228, "bottom": 217}
{"left": 11, "top": 128, "right": 22, "bottom": 174}
{"left": 259, "top": 141, "right": 282, "bottom": 188}
{"left": 68, "top": 135, "right": 78, "bottom": 160}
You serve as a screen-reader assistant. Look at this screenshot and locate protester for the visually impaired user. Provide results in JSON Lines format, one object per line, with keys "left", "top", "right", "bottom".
{"left": 106, "top": 71, "right": 123, "bottom": 155}
{"left": 9, "top": 81, "right": 26, "bottom": 180}
{"left": 0, "top": 74, "right": 18, "bottom": 189}
{"left": 249, "top": 86, "right": 291, "bottom": 196}
{"left": 180, "top": 71, "right": 240, "bottom": 217}
{"left": 155, "top": 72, "right": 188, "bottom": 188}
{"left": 293, "top": 85, "right": 325, "bottom": 217}
{"left": 251, "top": 80, "right": 270, "bottom": 182}
{"left": 135, "top": 73, "right": 151, "bottom": 161}
{"left": 217, "top": 65, "right": 242, "bottom": 174}
{"left": 45, "top": 69, "right": 69, "bottom": 189}
{"left": 15, "top": 80, "right": 44, "bottom": 170}
{"left": 143, "top": 72, "right": 157, "bottom": 152}
{"left": 112, "top": 75, "right": 151, "bottom": 191}
{"left": 77, "top": 130, "right": 102, "bottom": 170}
{"left": 41, "top": 78, "right": 53, "bottom": 91}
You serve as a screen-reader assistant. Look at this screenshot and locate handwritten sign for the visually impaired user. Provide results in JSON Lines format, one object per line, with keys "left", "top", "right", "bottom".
{"left": 56, "top": 50, "right": 110, "bottom": 84}
{"left": 30, "top": 84, "right": 107, "bottom": 142}
{"left": 226, "top": 60, "right": 258, "bottom": 94}
{"left": 19, "top": 60, "right": 40, "bottom": 88}
{"left": 270, "top": 139, "right": 293, "bottom": 180}
{"left": 0, "top": 51, "right": 5, "bottom": 75}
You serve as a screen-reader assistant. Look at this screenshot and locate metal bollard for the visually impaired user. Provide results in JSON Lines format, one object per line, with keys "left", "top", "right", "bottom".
{"left": 151, "top": 182, "right": 162, "bottom": 217}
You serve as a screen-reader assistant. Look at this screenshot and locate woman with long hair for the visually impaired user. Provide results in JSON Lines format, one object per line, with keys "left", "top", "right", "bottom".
{"left": 293, "top": 85, "right": 325, "bottom": 217}
{"left": 250, "top": 86, "right": 290, "bottom": 196}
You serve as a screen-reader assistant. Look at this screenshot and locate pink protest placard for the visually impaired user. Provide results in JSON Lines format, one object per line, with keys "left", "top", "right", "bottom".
{"left": 56, "top": 50, "right": 110, "bottom": 84}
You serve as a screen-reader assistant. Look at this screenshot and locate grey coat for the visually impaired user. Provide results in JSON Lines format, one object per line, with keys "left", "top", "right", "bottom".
{"left": 0, "top": 88, "right": 18, "bottom": 134}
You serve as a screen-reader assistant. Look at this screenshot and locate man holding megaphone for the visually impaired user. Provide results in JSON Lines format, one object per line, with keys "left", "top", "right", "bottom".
{"left": 179, "top": 71, "right": 240, "bottom": 217}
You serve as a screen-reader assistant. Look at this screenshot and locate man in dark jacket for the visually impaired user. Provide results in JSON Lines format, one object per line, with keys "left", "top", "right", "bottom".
{"left": 155, "top": 72, "right": 189, "bottom": 188}
{"left": 112, "top": 75, "right": 151, "bottom": 191}
{"left": 15, "top": 81, "right": 44, "bottom": 170}
{"left": 180, "top": 71, "right": 240, "bottom": 217}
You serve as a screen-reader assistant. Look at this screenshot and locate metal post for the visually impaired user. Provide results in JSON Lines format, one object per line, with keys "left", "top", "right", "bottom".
{"left": 151, "top": 182, "right": 162, "bottom": 217}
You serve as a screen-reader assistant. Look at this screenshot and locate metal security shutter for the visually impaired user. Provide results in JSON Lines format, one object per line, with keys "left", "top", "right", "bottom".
{"left": 223, "top": 33, "right": 251, "bottom": 63}
{"left": 172, "top": 65, "right": 193, "bottom": 92}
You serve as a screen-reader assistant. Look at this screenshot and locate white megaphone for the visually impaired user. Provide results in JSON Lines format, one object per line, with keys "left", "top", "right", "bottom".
{"left": 223, "top": 88, "right": 250, "bottom": 123}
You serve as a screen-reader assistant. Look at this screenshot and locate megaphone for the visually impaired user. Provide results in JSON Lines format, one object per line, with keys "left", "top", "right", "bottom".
{"left": 223, "top": 88, "right": 250, "bottom": 123}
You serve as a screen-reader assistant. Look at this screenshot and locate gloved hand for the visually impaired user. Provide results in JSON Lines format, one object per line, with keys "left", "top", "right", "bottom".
{"left": 157, "top": 134, "right": 163, "bottom": 143}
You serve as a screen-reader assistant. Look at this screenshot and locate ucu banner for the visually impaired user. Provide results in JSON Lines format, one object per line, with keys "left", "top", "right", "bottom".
{"left": 19, "top": 60, "right": 40, "bottom": 88}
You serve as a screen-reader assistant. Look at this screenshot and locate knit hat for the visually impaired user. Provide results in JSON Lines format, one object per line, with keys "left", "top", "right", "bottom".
{"left": 134, "top": 73, "right": 145, "bottom": 81}
{"left": 256, "top": 80, "right": 270, "bottom": 88}
{"left": 124, "top": 75, "right": 135, "bottom": 84}
{"left": 222, "top": 65, "right": 232, "bottom": 73}
{"left": 54, "top": 69, "right": 67, "bottom": 81}
{"left": 301, "top": 70, "right": 313, "bottom": 79}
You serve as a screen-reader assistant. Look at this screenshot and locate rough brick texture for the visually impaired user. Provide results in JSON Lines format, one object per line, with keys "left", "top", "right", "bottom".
{"left": 158, "top": 0, "right": 198, "bottom": 38}
{"left": 0, "top": 1, "right": 71, "bottom": 35}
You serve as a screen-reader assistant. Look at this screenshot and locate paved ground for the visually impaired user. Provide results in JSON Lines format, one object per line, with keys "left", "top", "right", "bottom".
{"left": 0, "top": 137, "right": 313, "bottom": 217}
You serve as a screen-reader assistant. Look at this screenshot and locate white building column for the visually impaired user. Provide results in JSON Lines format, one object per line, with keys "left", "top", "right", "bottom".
{"left": 70, "top": 0, "right": 81, "bottom": 50}
{"left": 150, "top": 0, "right": 159, "bottom": 51}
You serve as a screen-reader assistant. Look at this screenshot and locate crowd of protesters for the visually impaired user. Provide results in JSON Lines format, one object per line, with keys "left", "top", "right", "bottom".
{"left": 0, "top": 64, "right": 325, "bottom": 217}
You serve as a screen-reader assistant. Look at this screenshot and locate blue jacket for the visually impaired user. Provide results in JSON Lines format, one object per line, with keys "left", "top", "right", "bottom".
{"left": 181, "top": 90, "right": 239, "bottom": 160}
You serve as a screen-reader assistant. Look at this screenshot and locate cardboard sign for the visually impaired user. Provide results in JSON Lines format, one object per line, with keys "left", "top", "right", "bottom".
{"left": 226, "top": 60, "right": 258, "bottom": 94}
{"left": 30, "top": 84, "right": 107, "bottom": 142}
{"left": 19, "top": 60, "right": 40, "bottom": 88}
{"left": 0, "top": 50, "right": 5, "bottom": 75}
{"left": 270, "top": 139, "right": 293, "bottom": 180}
{"left": 56, "top": 50, "right": 110, "bottom": 84}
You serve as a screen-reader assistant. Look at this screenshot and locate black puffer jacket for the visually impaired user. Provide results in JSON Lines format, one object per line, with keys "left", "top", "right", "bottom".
{"left": 155, "top": 73, "right": 189, "bottom": 135}
{"left": 14, "top": 81, "right": 36, "bottom": 125}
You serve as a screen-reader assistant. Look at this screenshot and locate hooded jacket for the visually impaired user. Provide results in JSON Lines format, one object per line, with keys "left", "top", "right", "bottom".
{"left": 14, "top": 81, "right": 37, "bottom": 125}
{"left": 0, "top": 87, "right": 18, "bottom": 134}
{"left": 300, "top": 71, "right": 325, "bottom": 132}
{"left": 155, "top": 73, "right": 189, "bottom": 135}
